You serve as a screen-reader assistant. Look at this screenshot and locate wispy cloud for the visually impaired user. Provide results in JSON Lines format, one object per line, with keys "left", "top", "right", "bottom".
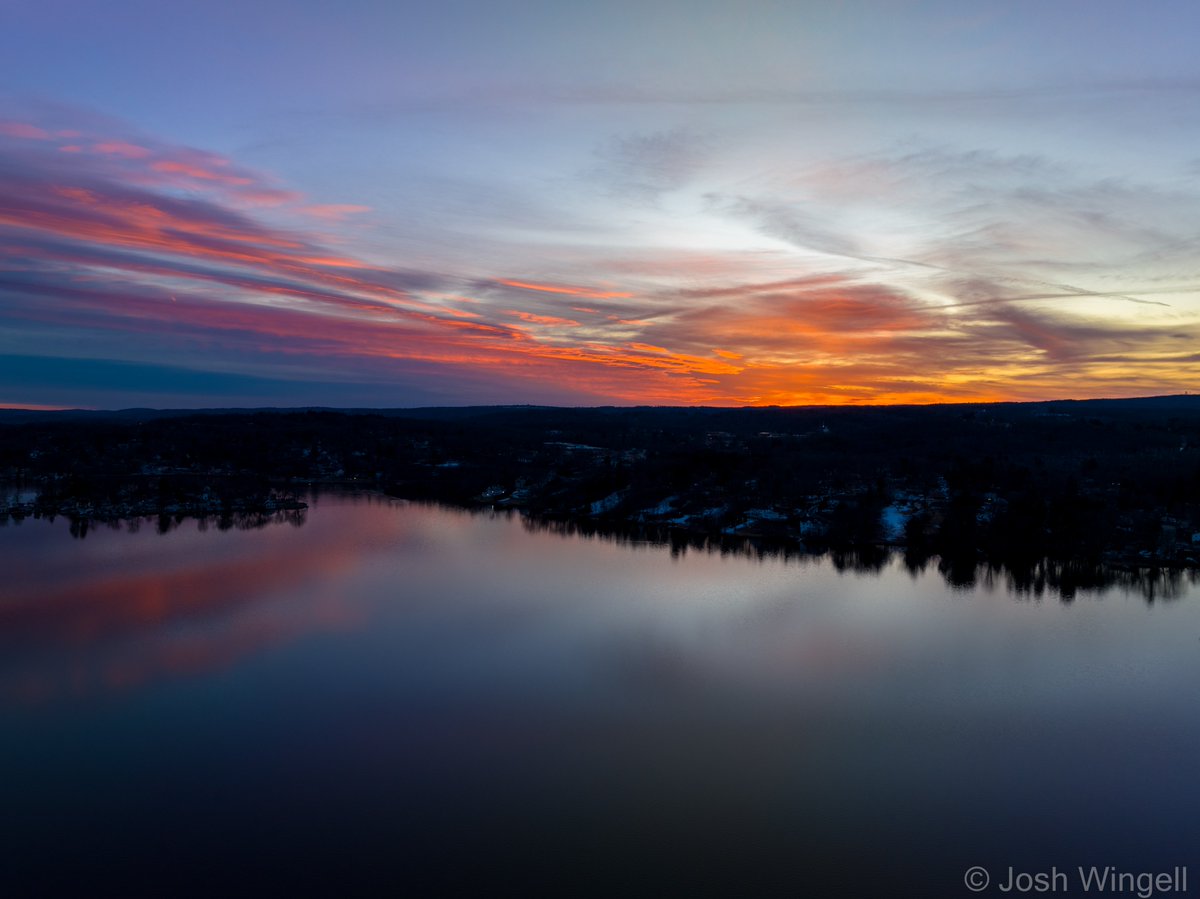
{"left": 492, "top": 278, "right": 633, "bottom": 300}
{"left": 588, "top": 126, "right": 709, "bottom": 203}
{"left": 2, "top": 98, "right": 1198, "bottom": 408}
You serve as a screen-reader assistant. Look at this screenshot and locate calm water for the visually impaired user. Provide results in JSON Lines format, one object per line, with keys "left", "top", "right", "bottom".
{"left": 2, "top": 494, "right": 1198, "bottom": 897}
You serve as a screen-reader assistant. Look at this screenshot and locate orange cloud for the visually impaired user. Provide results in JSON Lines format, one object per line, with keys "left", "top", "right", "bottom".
{"left": 496, "top": 278, "right": 634, "bottom": 299}
{"left": 5, "top": 112, "right": 1196, "bottom": 409}
{"left": 628, "top": 342, "right": 670, "bottom": 354}
{"left": 528, "top": 342, "right": 744, "bottom": 378}
{"left": 607, "top": 316, "right": 656, "bottom": 326}
{"left": 505, "top": 310, "right": 581, "bottom": 327}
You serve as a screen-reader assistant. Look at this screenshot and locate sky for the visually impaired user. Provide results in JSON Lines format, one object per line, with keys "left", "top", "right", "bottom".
{"left": 2, "top": 0, "right": 1199, "bottom": 409}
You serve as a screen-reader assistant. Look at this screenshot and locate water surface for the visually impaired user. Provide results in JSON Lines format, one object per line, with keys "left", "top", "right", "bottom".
{"left": 2, "top": 495, "right": 1198, "bottom": 896}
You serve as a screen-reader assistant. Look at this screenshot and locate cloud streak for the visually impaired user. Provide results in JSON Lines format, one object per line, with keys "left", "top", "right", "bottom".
{"left": 1, "top": 96, "right": 1198, "bottom": 409}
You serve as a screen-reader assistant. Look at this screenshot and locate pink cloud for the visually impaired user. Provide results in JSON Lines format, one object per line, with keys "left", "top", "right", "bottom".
{"left": 238, "top": 188, "right": 304, "bottom": 207}
{"left": 303, "top": 204, "right": 371, "bottom": 221}
{"left": 0, "top": 121, "right": 50, "bottom": 140}
{"left": 92, "top": 141, "right": 152, "bottom": 159}
{"left": 6, "top": 104, "right": 1194, "bottom": 408}
{"left": 151, "top": 159, "right": 254, "bottom": 186}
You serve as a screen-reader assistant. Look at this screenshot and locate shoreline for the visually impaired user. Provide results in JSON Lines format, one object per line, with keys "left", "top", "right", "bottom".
{"left": 4, "top": 481, "right": 1194, "bottom": 599}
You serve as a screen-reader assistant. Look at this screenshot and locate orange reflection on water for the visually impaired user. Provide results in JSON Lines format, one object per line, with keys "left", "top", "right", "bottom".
{"left": 0, "top": 499, "right": 413, "bottom": 704}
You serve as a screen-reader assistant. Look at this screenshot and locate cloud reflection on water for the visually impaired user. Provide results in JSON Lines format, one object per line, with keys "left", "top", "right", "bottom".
{"left": 1, "top": 494, "right": 1196, "bottom": 707}
{"left": 0, "top": 498, "right": 407, "bottom": 702}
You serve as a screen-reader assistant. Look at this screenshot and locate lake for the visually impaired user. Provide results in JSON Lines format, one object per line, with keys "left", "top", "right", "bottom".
{"left": 2, "top": 493, "right": 1198, "bottom": 897}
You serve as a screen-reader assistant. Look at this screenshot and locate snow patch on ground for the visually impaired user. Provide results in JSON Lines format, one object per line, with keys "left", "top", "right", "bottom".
{"left": 880, "top": 504, "right": 908, "bottom": 542}
{"left": 589, "top": 491, "right": 625, "bottom": 515}
{"left": 641, "top": 496, "right": 678, "bottom": 517}
{"left": 745, "top": 508, "right": 787, "bottom": 521}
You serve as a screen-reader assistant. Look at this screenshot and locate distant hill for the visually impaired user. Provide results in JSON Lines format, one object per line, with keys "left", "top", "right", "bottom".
{"left": 3, "top": 393, "right": 1198, "bottom": 424}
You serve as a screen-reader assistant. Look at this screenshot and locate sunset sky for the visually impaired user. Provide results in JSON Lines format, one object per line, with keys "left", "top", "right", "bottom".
{"left": 2, "top": 0, "right": 1199, "bottom": 408}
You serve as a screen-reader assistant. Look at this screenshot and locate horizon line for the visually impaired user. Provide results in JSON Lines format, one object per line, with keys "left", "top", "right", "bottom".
{"left": 2, "top": 391, "right": 1196, "bottom": 416}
